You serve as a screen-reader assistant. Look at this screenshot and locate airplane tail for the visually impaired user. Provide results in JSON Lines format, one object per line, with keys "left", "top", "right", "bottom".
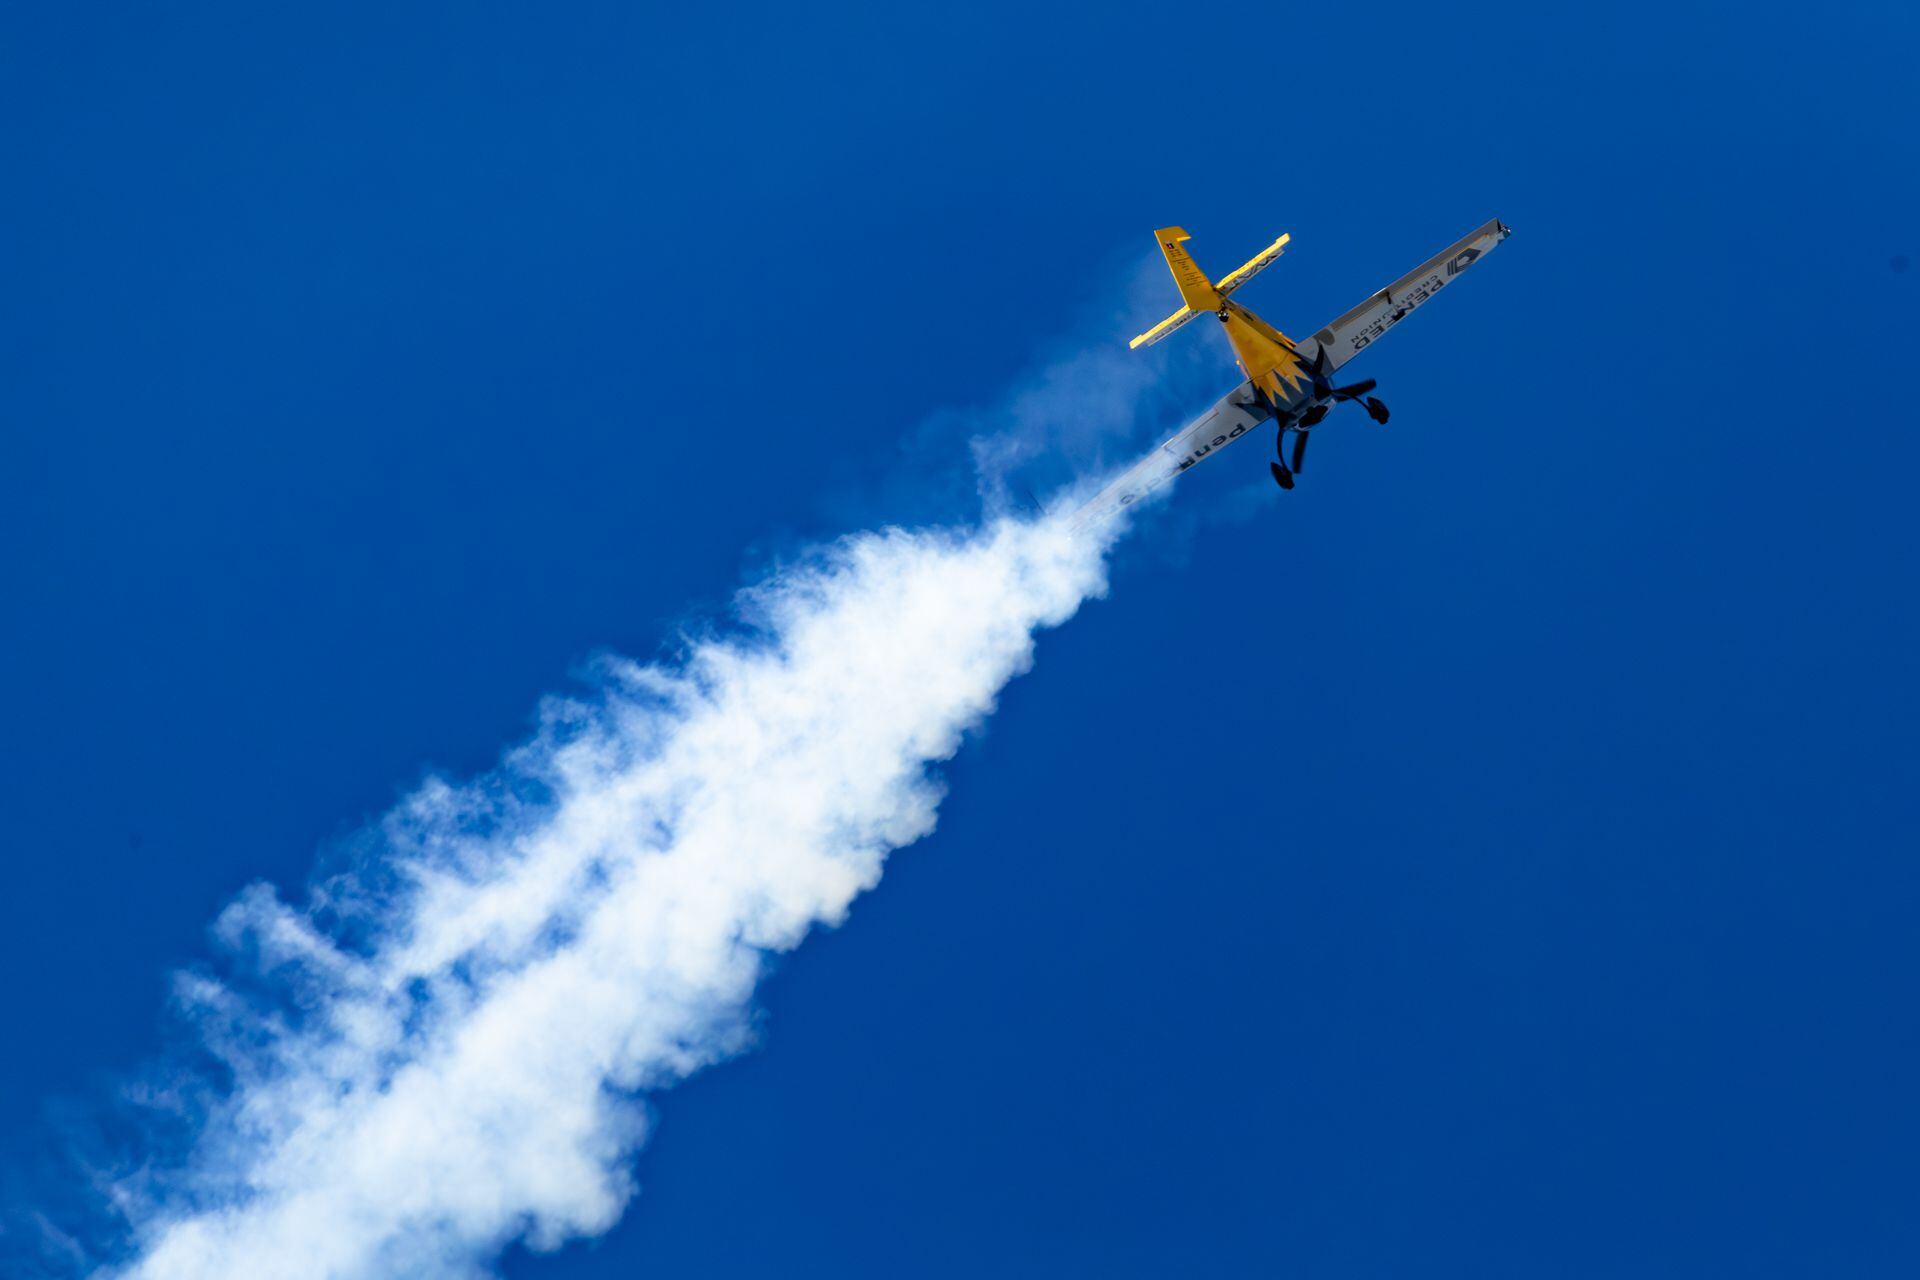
{"left": 1154, "top": 228, "right": 1224, "bottom": 314}
{"left": 1130, "top": 227, "right": 1290, "bottom": 350}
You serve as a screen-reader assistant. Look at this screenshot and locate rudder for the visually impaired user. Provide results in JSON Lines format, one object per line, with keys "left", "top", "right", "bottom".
{"left": 1153, "top": 227, "right": 1223, "bottom": 314}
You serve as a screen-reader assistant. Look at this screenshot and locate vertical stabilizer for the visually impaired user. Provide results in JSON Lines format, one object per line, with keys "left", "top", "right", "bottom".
{"left": 1153, "top": 227, "right": 1224, "bottom": 314}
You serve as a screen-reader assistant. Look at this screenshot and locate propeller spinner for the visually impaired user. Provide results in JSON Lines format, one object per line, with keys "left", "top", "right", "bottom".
{"left": 1269, "top": 356, "right": 1391, "bottom": 489}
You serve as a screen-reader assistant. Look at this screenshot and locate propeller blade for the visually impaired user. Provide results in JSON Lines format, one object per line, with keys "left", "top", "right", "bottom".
{"left": 1306, "top": 345, "right": 1334, "bottom": 398}
{"left": 1365, "top": 396, "right": 1390, "bottom": 424}
{"left": 1333, "top": 378, "right": 1377, "bottom": 399}
{"left": 1269, "top": 461, "right": 1295, "bottom": 490}
{"left": 1291, "top": 430, "right": 1309, "bottom": 474}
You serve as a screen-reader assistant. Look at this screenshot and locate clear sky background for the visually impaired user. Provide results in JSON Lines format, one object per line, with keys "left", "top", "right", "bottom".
{"left": 3, "top": 1, "right": 1917, "bottom": 1275}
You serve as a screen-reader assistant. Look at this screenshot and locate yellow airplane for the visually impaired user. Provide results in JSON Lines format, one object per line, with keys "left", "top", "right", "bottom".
{"left": 1079, "top": 218, "right": 1509, "bottom": 520}
{"left": 1129, "top": 228, "right": 1314, "bottom": 415}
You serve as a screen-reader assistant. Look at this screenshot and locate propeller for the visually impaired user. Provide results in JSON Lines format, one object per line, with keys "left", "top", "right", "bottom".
{"left": 1271, "top": 423, "right": 1310, "bottom": 488}
{"left": 1271, "top": 428, "right": 1296, "bottom": 488}
{"left": 1329, "top": 377, "right": 1389, "bottom": 423}
{"left": 1305, "top": 345, "right": 1390, "bottom": 424}
{"left": 1266, "top": 344, "right": 1390, "bottom": 493}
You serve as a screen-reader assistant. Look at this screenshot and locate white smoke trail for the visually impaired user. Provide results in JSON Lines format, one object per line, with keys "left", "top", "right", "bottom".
{"left": 95, "top": 512, "right": 1114, "bottom": 1279}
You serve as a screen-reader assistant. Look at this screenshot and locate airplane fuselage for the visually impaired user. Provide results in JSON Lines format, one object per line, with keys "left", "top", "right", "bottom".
{"left": 1216, "top": 299, "right": 1311, "bottom": 411}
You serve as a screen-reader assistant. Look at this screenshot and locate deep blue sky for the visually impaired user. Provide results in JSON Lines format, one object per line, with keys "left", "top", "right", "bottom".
{"left": 3, "top": 2, "right": 1917, "bottom": 1275}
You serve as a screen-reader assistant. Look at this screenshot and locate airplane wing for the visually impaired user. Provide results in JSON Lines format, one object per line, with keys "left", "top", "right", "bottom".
{"left": 1294, "top": 219, "right": 1510, "bottom": 374}
{"left": 1070, "top": 381, "right": 1273, "bottom": 529}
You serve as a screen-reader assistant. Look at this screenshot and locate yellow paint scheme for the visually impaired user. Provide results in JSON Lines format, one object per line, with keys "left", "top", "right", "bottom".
{"left": 1128, "top": 305, "right": 1199, "bottom": 350}
{"left": 1135, "top": 226, "right": 1309, "bottom": 404}
{"left": 1215, "top": 232, "right": 1290, "bottom": 296}
{"left": 1219, "top": 299, "right": 1309, "bottom": 404}
{"left": 1152, "top": 228, "right": 1224, "bottom": 313}
{"left": 1131, "top": 231, "right": 1292, "bottom": 350}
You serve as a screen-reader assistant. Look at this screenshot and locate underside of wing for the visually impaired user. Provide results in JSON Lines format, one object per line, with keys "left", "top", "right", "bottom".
{"left": 1295, "top": 219, "right": 1510, "bottom": 374}
{"left": 1071, "top": 381, "right": 1273, "bottom": 528}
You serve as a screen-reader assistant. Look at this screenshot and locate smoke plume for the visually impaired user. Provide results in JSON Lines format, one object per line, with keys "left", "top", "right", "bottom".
{"left": 99, "top": 512, "right": 1115, "bottom": 1278}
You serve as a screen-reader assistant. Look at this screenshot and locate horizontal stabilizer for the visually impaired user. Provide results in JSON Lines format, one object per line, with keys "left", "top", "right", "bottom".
{"left": 1129, "top": 305, "right": 1201, "bottom": 350}
{"left": 1215, "top": 233, "right": 1289, "bottom": 297}
{"left": 1129, "top": 228, "right": 1289, "bottom": 349}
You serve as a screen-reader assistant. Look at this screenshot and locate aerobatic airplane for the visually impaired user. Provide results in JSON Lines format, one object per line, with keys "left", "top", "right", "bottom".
{"left": 1075, "top": 218, "right": 1509, "bottom": 524}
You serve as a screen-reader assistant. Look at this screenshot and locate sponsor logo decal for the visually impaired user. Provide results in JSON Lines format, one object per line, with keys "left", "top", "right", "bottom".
{"left": 1174, "top": 418, "right": 1253, "bottom": 471}
{"left": 1348, "top": 271, "right": 1447, "bottom": 353}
